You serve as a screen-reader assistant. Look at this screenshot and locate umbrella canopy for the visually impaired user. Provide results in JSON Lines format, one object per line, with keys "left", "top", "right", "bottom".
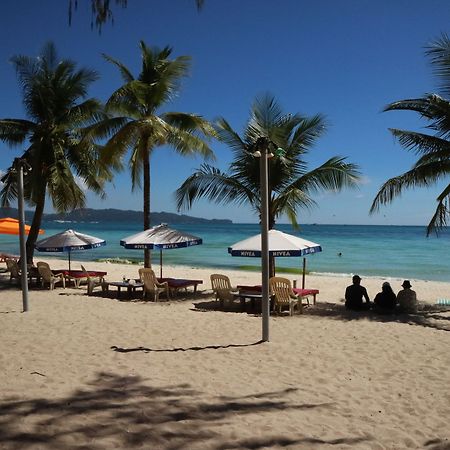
{"left": 120, "top": 224, "right": 202, "bottom": 277}
{"left": 228, "top": 229, "right": 322, "bottom": 288}
{"left": 228, "top": 229, "right": 321, "bottom": 257}
{"left": 0, "top": 217, "right": 44, "bottom": 235}
{"left": 35, "top": 229, "right": 106, "bottom": 270}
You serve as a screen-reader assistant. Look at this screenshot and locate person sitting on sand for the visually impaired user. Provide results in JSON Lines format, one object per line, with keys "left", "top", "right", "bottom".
{"left": 373, "top": 281, "right": 397, "bottom": 313}
{"left": 345, "top": 275, "right": 371, "bottom": 311}
{"left": 396, "top": 280, "right": 418, "bottom": 313}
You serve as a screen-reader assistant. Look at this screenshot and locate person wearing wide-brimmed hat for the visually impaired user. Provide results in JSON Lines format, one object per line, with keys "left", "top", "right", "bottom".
{"left": 397, "top": 280, "right": 418, "bottom": 313}
{"left": 345, "top": 274, "right": 371, "bottom": 311}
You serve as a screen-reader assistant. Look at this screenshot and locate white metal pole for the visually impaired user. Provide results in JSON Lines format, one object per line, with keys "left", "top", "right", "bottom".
{"left": 17, "top": 162, "right": 29, "bottom": 312}
{"left": 260, "top": 141, "right": 270, "bottom": 342}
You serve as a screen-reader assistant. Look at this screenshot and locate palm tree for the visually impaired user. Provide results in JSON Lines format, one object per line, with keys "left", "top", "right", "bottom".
{"left": 176, "top": 94, "right": 361, "bottom": 275}
{"left": 68, "top": 0, "right": 205, "bottom": 32}
{"left": 102, "top": 41, "right": 215, "bottom": 267}
{"left": 370, "top": 34, "right": 450, "bottom": 236}
{"left": 0, "top": 42, "right": 109, "bottom": 263}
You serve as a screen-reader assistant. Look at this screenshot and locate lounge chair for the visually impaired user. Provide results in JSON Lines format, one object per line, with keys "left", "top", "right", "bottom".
{"left": 210, "top": 273, "right": 238, "bottom": 308}
{"left": 81, "top": 265, "right": 108, "bottom": 295}
{"left": 37, "top": 261, "right": 66, "bottom": 290}
{"left": 5, "top": 258, "right": 21, "bottom": 283}
{"left": 269, "top": 276, "right": 304, "bottom": 316}
{"left": 139, "top": 268, "right": 170, "bottom": 302}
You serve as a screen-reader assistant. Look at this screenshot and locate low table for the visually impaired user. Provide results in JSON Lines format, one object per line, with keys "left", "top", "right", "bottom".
{"left": 235, "top": 290, "right": 274, "bottom": 313}
{"left": 108, "top": 280, "right": 144, "bottom": 299}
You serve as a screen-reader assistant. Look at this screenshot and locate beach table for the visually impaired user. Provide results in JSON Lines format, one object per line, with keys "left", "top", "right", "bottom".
{"left": 236, "top": 285, "right": 276, "bottom": 312}
{"left": 237, "top": 284, "right": 319, "bottom": 309}
{"left": 107, "top": 280, "right": 144, "bottom": 299}
{"left": 157, "top": 277, "right": 203, "bottom": 296}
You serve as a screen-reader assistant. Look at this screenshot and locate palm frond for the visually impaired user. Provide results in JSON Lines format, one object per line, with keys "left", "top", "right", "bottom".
{"left": 426, "top": 33, "right": 450, "bottom": 98}
{"left": 0, "top": 119, "right": 35, "bottom": 145}
{"left": 389, "top": 128, "right": 450, "bottom": 156}
{"left": 288, "top": 157, "right": 361, "bottom": 195}
{"left": 102, "top": 53, "right": 135, "bottom": 83}
{"left": 370, "top": 161, "right": 450, "bottom": 214}
{"left": 426, "top": 183, "right": 450, "bottom": 235}
{"left": 175, "top": 164, "right": 255, "bottom": 211}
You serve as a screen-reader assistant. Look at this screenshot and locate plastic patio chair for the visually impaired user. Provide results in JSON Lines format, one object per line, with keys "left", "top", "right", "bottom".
{"left": 138, "top": 268, "right": 170, "bottom": 301}
{"left": 210, "top": 273, "right": 238, "bottom": 308}
{"left": 5, "top": 258, "right": 21, "bottom": 283}
{"left": 269, "top": 276, "right": 304, "bottom": 316}
{"left": 81, "top": 265, "right": 107, "bottom": 295}
{"left": 36, "top": 261, "right": 65, "bottom": 290}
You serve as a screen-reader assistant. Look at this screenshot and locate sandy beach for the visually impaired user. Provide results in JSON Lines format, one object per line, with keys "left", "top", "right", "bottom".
{"left": 1, "top": 257, "right": 449, "bottom": 450}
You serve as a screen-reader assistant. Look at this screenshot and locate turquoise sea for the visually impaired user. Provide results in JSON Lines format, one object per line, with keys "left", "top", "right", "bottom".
{"left": 1, "top": 221, "right": 449, "bottom": 282}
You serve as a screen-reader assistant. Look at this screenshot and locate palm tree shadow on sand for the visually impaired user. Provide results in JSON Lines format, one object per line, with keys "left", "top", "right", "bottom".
{"left": 305, "top": 302, "right": 450, "bottom": 332}
{"left": 0, "top": 372, "right": 371, "bottom": 450}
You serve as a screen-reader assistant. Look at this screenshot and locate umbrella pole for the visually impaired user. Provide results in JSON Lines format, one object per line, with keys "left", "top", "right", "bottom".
{"left": 302, "top": 257, "right": 306, "bottom": 289}
{"left": 68, "top": 250, "right": 71, "bottom": 271}
{"left": 160, "top": 250, "right": 163, "bottom": 278}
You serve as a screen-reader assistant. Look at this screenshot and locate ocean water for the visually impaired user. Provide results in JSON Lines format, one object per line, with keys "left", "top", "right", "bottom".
{"left": 1, "top": 221, "right": 449, "bottom": 282}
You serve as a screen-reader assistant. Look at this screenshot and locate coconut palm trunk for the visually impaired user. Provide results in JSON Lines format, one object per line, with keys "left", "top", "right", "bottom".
{"left": 26, "top": 192, "right": 46, "bottom": 264}
{"left": 102, "top": 42, "right": 215, "bottom": 269}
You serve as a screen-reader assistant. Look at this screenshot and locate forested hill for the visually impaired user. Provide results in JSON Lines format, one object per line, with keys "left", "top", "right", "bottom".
{"left": 0, "top": 207, "right": 232, "bottom": 225}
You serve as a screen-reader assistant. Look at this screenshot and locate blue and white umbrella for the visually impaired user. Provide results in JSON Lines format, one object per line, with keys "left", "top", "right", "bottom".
{"left": 120, "top": 223, "right": 202, "bottom": 277}
{"left": 228, "top": 229, "right": 322, "bottom": 288}
{"left": 35, "top": 229, "right": 106, "bottom": 270}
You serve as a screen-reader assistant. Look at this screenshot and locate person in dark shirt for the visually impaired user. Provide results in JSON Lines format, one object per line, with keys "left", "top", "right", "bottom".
{"left": 373, "top": 281, "right": 397, "bottom": 313}
{"left": 345, "top": 275, "right": 371, "bottom": 310}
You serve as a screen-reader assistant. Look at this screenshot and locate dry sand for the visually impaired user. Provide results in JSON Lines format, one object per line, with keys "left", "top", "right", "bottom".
{"left": 1, "top": 256, "right": 449, "bottom": 450}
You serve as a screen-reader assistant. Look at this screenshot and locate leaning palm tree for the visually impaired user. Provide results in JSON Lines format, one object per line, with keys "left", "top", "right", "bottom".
{"left": 0, "top": 42, "right": 109, "bottom": 263}
{"left": 68, "top": 0, "right": 205, "bottom": 32}
{"left": 176, "top": 94, "right": 361, "bottom": 275}
{"left": 102, "top": 41, "right": 215, "bottom": 267}
{"left": 370, "top": 34, "right": 450, "bottom": 236}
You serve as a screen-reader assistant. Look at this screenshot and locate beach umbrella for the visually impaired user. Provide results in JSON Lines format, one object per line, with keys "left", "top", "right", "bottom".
{"left": 0, "top": 217, "right": 44, "bottom": 235}
{"left": 120, "top": 223, "right": 202, "bottom": 278}
{"left": 228, "top": 229, "right": 322, "bottom": 288}
{"left": 35, "top": 229, "right": 106, "bottom": 270}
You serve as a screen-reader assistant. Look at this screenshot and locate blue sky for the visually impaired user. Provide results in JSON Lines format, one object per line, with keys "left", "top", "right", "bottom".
{"left": 0, "top": 0, "right": 449, "bottom": 225}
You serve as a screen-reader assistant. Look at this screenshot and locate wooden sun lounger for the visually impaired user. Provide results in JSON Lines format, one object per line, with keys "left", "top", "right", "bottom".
{"left": 157, "top": 277, "right": 203, "bottom": 295}
{"left": 53, "top": 269, "right": 107, "bottom": 288}
{"left": 292, "top": 288, "right": 319, "bottom": 305}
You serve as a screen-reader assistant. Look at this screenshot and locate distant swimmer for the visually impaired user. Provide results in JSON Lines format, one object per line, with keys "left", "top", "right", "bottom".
{"left": 337, "top": 252, "right": 342, "bottom": 257}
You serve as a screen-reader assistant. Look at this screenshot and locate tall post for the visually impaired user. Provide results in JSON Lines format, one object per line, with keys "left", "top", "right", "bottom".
{"left": 16, "top": 159, "right": 29, "bottom": 312}
{"left": 259, "top": 139, "right": 270, "bottom": 342}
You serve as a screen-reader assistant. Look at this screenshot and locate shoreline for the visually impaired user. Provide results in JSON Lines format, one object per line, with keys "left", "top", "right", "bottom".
{"left": 18, "top": 255, "right": 450, "bottom": 304}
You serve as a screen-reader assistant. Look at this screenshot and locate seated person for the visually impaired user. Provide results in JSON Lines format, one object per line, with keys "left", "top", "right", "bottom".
{"left": 345, "top": 275, "right": 371, "bottom": 311}
{"left": 373, "top": 281, "right": 397, "bottom": 313}
{"left": 396, "top": 280, "right": 418, "bottom": 313}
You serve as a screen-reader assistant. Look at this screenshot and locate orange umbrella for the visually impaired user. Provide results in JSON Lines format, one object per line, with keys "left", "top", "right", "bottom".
{"left": 0, "top": 217, "right": 44, "bottom": 235}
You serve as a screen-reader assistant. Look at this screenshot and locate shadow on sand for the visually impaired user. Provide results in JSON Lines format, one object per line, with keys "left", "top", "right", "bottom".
{"left": 192, "top": 298, "right": 450, "bottom": 331}
{"left": 304, "top": 302, "right": 450, "bottom": 332}
{"left": 0, "top": 372, "right": 370, "bottom": 450}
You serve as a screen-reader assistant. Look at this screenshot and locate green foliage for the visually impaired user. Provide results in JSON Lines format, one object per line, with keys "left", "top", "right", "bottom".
{"left": 101, "top": 41, "right": 215, "bottom": 266}
{"left": 0, "top": 42, "right": 107, "bottom": 261}
{"left": 371, "top": 34, "right": 450, "bottom": 236}
{"left": 176, "top": 93, "right": 360, "bottom": 229}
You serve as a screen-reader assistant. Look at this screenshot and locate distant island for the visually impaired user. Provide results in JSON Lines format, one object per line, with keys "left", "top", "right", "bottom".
{"left": 0, "top": 207, "right": 232, "bottom": 225}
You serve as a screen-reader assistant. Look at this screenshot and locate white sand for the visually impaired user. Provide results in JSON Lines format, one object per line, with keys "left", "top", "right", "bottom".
{"left": 1, "top": 256, "right": 449, "bottom": 449}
